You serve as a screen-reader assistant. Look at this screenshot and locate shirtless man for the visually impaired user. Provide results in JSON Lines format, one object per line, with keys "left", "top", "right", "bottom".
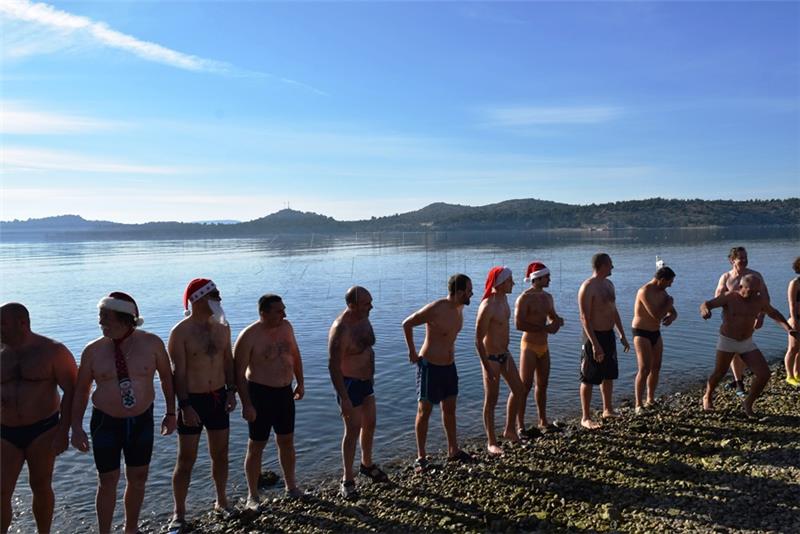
{"left": 715, "top": 247, "right": 770, "bottom": 396}
{"left": 578, "top": 253, "right": 631, "bottom": 429}
{"left": 513, "top": 262, "right": 564, "bottom": 434}
{"left": 168, "top": 279, "right": 236, "bottom": 530}
{"left": 71, "top": 292, "right": 176, "bottom": 534}
{"left": 402, "top": 274, "right": 474, "bottom": 471}
{"left": 785, "top": 257, "right": 800, "bottom": 386}
{"left": 701, "top": 274, "right": 798, "bottom": 416}
{"left": 1, "top": 303, "right": 77, "bottom": 534}
{"left": 329, "top": 286, "right": 388, "bottom": 500}
{"left": 234, "top": 294, "right": 304, "bottom": 507}
{"left": 632, "top": 266, "right": 677, "bottom": 414}
{"left": 475, "top": 266, "right": 525, "bottom": 454}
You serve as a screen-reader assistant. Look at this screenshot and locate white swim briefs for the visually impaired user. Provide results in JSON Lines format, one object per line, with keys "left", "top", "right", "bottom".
{"left": 716, "top": 334, "right": 757, "bottom": 354}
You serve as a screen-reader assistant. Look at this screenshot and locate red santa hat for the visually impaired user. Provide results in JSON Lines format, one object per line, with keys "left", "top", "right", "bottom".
{"left": 482, "top": 266, "right": 512, "bottom": 301}
{"left": 524, "top": 262, "right": 550, "bottom": 283}
{"left": 98, "top": 291, "right": 144, "bottom": 326}
{"left": 183, "top": 278, "right": 216, "bottom": 316}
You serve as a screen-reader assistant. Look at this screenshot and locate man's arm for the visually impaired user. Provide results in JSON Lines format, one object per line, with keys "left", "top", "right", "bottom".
{"left": 753, "top": 271, "right": 770, "bottom": 329}
{"left": 328, "top": 321, "right": 351, "bottom": 415}
{"left": 613, "top": 307, "right": 630, "bottom": 353}
{"left": 70, "top": 346, "right": 94, "bottom": 452}
{"left": 763, "top": 302, "right": 798, "bottom": 337}
{"left": 402, "top": 303, "right": 433, "bottom": 363}
{"left": 546, "top": 294, "right": 564, "bottom": 334}
{"left": 232, "top": 327, "right": 256, "bottom": 422}
{"left": 700, "top": 294, "right": 729, "bottom": 319}
{"left": 52, "top": 344, "right": 78, "bottom": 454}
{"left": 288, "top": 324, "right": 305, "bottom": 400}
{"left": 154, "top": 337, "right": 176, "bottom": 435}
{"left": 638, "top": 286, "right": 673, "bottom": 320}
{"left": 223, "top": 325, "right": 236, "bottom": 412}
{"left": 474, "top": 301, "right": 492, "bottom": 368}
{"left": 514, "top": 294, "right": 547, "bottom": 333}
{"left": 714, "top": 272, "right": 729, "bottom": 297}
{"left": 789, "top": 279, "right": 799, "bottom": 326}
{"left": 168, "top": 327, "right": 199, "bottom": 426}
{"left": 578, "top": 281, "right": 602, "bottom": 359}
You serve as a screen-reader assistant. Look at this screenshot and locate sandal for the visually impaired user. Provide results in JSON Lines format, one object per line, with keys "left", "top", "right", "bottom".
{"left": 359, "top": 463, "right": 389, "bottom": 482}
{"left": 166, "top": 517, "right": 186, "bottom": 534}
{"left": 447, "top": 450, "right": 475, "bottom": 463}
{"left": 413, "top": 457, "right": 430, "bottom": 474}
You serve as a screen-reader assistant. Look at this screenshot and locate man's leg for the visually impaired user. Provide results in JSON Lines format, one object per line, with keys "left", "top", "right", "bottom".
{"left": 785, "top": 332, "right": 798, "bottom": 381}
{"left": 122, "top": 465, "right": 148, "bottom": 534}
{"left": 600, "top": 379, "right": 616, "bottom": 417}
{"left": 704, "top": 351, "right": 735, "bottom": 410}
{"left": 633, "top": 336, "right": 652, "bottom": 410}
{"left": 647, "top": 338, "right": 664, "bottom": 405}
{"left": 341, "top": 406, "right": 363, "bottom": 483}
{"left": 501, "top": 358, "right": 524, "bottom": 441}
{"left": 481, "top": 363, "right": 502, "bottom": 454}
{"left": 0, "top": 440, "right": 25, "bottom": 534}
{"left": 171, "top": 433, "right": 200, "bottom": 520}
{"left": 244, "top": 439, "right": 267, "bottom": 501}
{"left": 730, "top": 354, "right": 747, "bottom": 392}
{"left": 440, "top": 396, "right": 459, "bottom": 457}
{"left": 741, "top": 350, "right": 771, "bottom": 416}
{"left": 359, "top": 396, "right": 377, "bottom": 468}
{"left": 516, "top": 350, "right": 535, "bottom": 431}
{"left": 580, "top": 384, "right": 600, "bottom": 429}
{"left": 534, "top": 353, "right": 551, "bottom": 428}
{"left": 415, "top": 401, "right": 433, "bottom": 459}
{"left": 274, "top": 433, "right": 297, "bottom": 491}
{"left": 96, "top": 469, "right": 120, "bottom": 534}
{"left": 206, "top": 429, "right": 230, "bottom": 509}
{"left": 25, "top": 427, "right": 58, "bottom": 534}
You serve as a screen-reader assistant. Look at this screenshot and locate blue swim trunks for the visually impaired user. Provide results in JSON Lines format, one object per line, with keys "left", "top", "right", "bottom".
{"left": 416, "top": 359, "right": 458, "bottom": 405}
{"left": 337, "top": 377, "right": 375, "bottom": 408}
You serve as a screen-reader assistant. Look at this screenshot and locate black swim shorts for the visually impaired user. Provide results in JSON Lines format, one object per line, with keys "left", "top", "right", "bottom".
{"left": 417, "top": 359, "right": 458, "bottom": 405}
{"left": 580, "top": 330, "right": 619, "bottom": 385}
{"left": 0, "top": 412, "right": 59, "bottom": 450}
{"left": 90, "top": 405, "right": 153, "bottom": 474}
{"left": 248, "top": 381, "right": 295, "bottom": 441}
{"left": 178, "top": 387, "right": 230, "bottom": 435}
{"left": 337, "top": 377, "right": 375, "bottom": 408}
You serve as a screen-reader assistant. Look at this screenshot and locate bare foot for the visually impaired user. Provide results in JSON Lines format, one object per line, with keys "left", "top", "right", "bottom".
{"left": 581, "top": 418, "right": 602, "bottom": 430}
{"left": 487, "top": 443, "right": 504, "bottom": 455}
{"left": 538, "top": 419, "right": 550, "bottom": 429}
{"left": 602, "top": 410, "right": 620, "bottom": 419}
{"left": 645, "top": 399, "right": 655, "bottom": 408}
{"left": 742, "top": 399, "right": 756, "bottom": 418}
{"left": 502, "top": 430, "right": 521, "bottom": 443}
{"left": 702, "top": 395, "right": 714, "bottom": 411}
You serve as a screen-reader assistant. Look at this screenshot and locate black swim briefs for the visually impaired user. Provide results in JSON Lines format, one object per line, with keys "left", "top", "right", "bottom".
{"left": 632, "top": 328, "right": 661, "bottom": 346}
{"left": 337, "top": 377, "right": 375, "bottom": 408}
{"left": 417, "top": 359, "right": 458, "bottom": 405}
{"left": 247, "top": 381, "right": 295, "bottom": 441}
{"left": 178, "top": 387, "right": 230, "bottom": 435}
{"left": 487, "top": 352, "right": 510, "bottom": 365}
{"left": 0, "top": 412, "right": 59, "bottom": 450}
{"left": 580, "top": 330, "right": 619, "bottom": 385}
{"left": 90, "top": 405, "right": 153, "bottom": 474}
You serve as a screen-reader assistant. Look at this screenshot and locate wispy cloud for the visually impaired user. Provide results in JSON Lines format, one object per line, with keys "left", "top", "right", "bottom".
{"left": 1, "top": 101, "right": 122, "bottom": 134}
{"left": 2, "top": 146, "right": 185, "bottom": 174}
{"left": 0, "top": 0, "right": 327, "bottom": 94}
{"left": 483, "top": 105, "right": 623, "bottom": 127}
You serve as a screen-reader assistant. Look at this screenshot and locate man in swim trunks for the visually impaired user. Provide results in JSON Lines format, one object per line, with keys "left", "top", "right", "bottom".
{"left": 329, "top": 286, "right": 388, "bottom": 500}
{"left": 168, "top": 279, "right": 236, "bottom": 528}
{"left": 701, "top": 274, "right": 798, "bottom": 417}
{"left": 234, "top": 294, "right": 304, "bottom": 507}
{"left": 715, "top": 247, "right": 771, "bottom": 396}
{"left": 476, "top": 266, "right": 525, "bottom": 455}
{"left": 1, "top": 303, "right": 78, "bottom": 534}
{"left": 513, "top": 262, "right": 564, "bottom": 434}
{"left": 71, "top": 292, "right": 176, "bottom": 534}
{"left": 631, "top": 266, "right": 677, "bottom": 414}
{"left": 785, "top": 256, "right": 800, "bottom": 386}
{"left": 577, "top": 253, "right": 631, "bottom": 429}
{"left": 402, "top": 274, "right": 474, "bottom": 470}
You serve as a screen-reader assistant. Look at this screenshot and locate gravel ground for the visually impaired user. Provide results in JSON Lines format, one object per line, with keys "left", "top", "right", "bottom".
{"left": 172, "top": 365, "right": 800, "bottom": 533}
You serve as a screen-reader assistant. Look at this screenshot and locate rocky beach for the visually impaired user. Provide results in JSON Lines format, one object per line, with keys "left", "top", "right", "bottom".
{"left": 172, "top": 364, "right": 799, "bottom": 534}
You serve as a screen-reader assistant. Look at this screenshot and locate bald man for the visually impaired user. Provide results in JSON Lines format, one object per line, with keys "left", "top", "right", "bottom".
{"left": 1, "top": 303, "right": 77, "bottom": 534}
{"left": 701, "top": 274, "right": 798, "bottom": 417}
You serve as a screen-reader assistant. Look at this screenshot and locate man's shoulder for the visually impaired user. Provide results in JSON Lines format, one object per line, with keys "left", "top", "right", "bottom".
{"left": 32, "top": 333, "right": 70, "bottom": 355}
{"left": 134, "top": 329, "right": 165, "bottom": 348}
{"left": 83, "top": 336, "right": 107, "bottom": 354}
{"left": 170, "top": 317, "right": 193, "bottom": 336}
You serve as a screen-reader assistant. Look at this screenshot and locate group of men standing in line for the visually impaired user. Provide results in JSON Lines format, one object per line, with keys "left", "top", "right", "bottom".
{"left": 2, "top": 248, "right": 799, "bottom": 534}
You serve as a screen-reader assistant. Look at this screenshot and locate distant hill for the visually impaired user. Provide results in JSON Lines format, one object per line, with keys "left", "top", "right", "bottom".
{"left": 2, "top": 198, "right": 798, "bottom": 240}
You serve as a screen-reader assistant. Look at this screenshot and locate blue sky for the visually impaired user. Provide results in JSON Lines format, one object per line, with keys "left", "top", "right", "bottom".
{"left": 1, "top": 1, "right": 798, "bottom": 223}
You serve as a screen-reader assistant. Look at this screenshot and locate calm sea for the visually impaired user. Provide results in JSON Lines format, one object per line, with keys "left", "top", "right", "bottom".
{"left": 2, "top": 228, "right": 798, "bottom": 533}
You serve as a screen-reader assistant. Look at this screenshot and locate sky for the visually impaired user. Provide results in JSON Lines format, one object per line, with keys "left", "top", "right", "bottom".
{"left": 1, "top": 0, "right": 798, "bottom": 223}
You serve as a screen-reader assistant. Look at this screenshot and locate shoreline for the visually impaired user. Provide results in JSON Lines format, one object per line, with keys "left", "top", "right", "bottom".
{"left": 174, "top": 362, "right": 799, "bottom": 533}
